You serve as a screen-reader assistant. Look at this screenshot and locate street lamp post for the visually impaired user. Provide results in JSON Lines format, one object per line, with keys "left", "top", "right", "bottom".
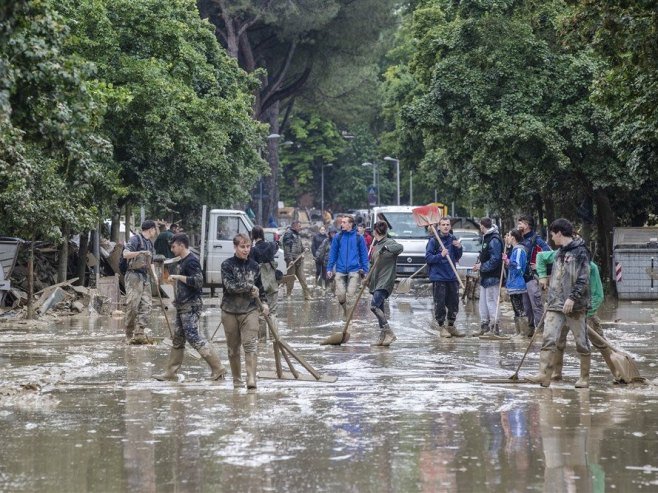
{"left": 410, "top": 170, "right": 413, "bottom": 205}
{"left": 321, "top": 162, "right": 333, "bottom": 218}
{"left": 384, "top": 156, "right": 400, "bottom": 206}
{"left": 362, "top": 161, "right": 379, "bottom": 205}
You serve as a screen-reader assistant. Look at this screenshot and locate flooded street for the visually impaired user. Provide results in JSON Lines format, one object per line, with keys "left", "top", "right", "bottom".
{"left": 1, "top": 283, "right": 657, "bottom": 492}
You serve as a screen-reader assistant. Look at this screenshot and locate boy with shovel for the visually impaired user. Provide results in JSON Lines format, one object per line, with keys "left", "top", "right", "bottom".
{"left": 154, "top": 233, "right": 227, "bottom": 381}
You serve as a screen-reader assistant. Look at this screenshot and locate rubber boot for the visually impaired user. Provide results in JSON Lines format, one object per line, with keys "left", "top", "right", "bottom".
{"left": 527, "top": 324, "right": 535, "bottom": 339}
{"left": 575, "top": 354, "right": 591, "bottom": 388}
{"left": 153, "top": 347, "right": 185, "bottom": 381}
{"left": 474, "top": 320, "right": 490, "bottom": 337}
{"left": 198, "top": 346, "right": 227, "bottom": 380}
{"left": 447, "top": 321, "right": 465, "bottom": 337}
{"left": 245, "top": 352, "right": 257, "bottom": 389}
{"left": 438, "top": 324, "right": 452, "bottom": 338}
{"left": 381, "top": 325, "right": 397, "bottom": 346}
{"left": 229, "top": 354, "right": 243, "bottom": 389}
{"left": 491, "top": 322, "right": 501, "bottom": 337}
{"left": 512, "top": 318, "right": 524, "bottom": 339}
{"left": 527, "top": 350, "right": 555, "bottom": 387}
{"left": 125, "top": 325, "right": 135, "bottom": 343}
{"left": 372, "top": 328, "right": 386, "bottom": 346}
{"left": 552, "top": 348, "right": 564, "bottom": 381}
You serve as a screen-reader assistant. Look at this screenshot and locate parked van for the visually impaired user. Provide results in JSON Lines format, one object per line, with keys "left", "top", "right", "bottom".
{"left": 369, "top": 206, "right": 427, "bottom": 277}
{"left": 199, "top": 207, "right": 286, "bottom": 289}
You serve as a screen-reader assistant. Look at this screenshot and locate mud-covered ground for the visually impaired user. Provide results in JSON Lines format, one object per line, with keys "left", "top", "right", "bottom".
{"left": 1, "top": 279, "right": 657, "bottom": 492}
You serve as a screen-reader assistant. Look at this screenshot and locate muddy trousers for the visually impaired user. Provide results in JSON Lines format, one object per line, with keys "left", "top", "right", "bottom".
{"left": 335, "top": 272, "right": 360, "bottom": 306}
{"left": 509, "top": 293, "right": 525, "bottom": 318}
{"left": 478, "top": 285, "right": 500, "bottom": 327}
{"left": 286, "top": 260, "right": 310, "bottom": 297}
{"left": 432, "top": 281, "right": 459, "bottom": 325}
{"left": 124, "top": 271, "right": 152, "bottom": 337}
{"left": 522, "top": 279, "right": 543, "bottom": 328}
{"left": 171, "top": 305, "right": 206, "bottom": 350}
{"left": 222, "top": 310, "right": 259, "bottom": 387}
{"left": 541, "top": 311, "right": 590, "bottom": 355}
{"left": 370, "top": 289, "right": 390, "bottom": 328}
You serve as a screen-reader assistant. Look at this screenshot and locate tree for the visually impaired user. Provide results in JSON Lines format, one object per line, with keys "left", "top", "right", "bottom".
{"left": 0, "top": 0, "right": 115, "bottom": 312}
{"left": 198, "top": 0, "right": 398, "bottom": 221}
{"left": 58, "top": 0, "right": 267, "bottom": 225}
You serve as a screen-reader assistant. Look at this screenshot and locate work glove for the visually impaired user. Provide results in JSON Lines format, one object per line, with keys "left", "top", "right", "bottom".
{"left": 358, "top": 269, "right": 366, "bottom": 279}
{"left": 326, "top": 271, "right": 334, "bottom": 280}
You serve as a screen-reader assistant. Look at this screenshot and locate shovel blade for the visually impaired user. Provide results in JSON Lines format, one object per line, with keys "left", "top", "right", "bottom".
{"left": 320, "top": 331, "right": 350, "bottom": 346}
{"left": 608, "top": 351, "right": 644, "bottom": 383}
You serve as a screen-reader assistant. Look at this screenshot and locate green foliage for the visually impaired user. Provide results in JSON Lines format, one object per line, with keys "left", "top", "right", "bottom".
{"left": 58, "top": 0, "right": 267, "bottom": 210}
{"left": 384, "top": 0, "right": 630, "bottom": 218}
{"left": 0, "top": 0, "right": 115, "bottom": 240}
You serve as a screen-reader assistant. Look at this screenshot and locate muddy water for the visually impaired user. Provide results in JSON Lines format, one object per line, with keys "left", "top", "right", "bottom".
{"left": 1, "top": 285, "right": 657, "bottom": 492}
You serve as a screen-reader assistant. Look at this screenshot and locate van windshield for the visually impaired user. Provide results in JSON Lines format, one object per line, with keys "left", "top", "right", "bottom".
{"left": 378, "top": 212, "right": 428, "bottom": 240}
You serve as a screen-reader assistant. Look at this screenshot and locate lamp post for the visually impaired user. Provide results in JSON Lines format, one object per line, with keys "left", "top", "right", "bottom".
{"left": 384, "top": 156, "right": 400, "bottom": 206}
{"left": 321, "top": 162, "right": 333, "bottom": 218}
{"left": 410, "top": 170, "right": 413, "bottom": 205}
{"left": 362, "top": 161, "right": 379, "bottom": 205}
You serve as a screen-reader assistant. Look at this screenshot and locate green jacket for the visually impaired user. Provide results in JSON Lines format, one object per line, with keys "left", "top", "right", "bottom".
{"left": 368, "top": 237, "right": 403, "bottom": 295}
{"left": 536, "top": 250, "right": 603, "bottom": 316}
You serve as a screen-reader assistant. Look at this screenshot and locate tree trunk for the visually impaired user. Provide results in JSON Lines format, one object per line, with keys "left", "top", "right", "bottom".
{"left": 594, "top": 189, "right": 615, "bottom": 286}
{"left": 125, "top": 202, "right": 132, "bottom": 243}
{"left": 264, "top": 101, "right": 281, "bottom": 224}
{"left": 27, "top": 238, "right": 34, "bottom": 320}
{"left": 57, "top": 224, "right": 70, "bottom": 283}
{"left": 110, "top": 205, "right": 121, "bottom": 242}
{"left": 76, "top": 230, "right": 89, "bottom": 286}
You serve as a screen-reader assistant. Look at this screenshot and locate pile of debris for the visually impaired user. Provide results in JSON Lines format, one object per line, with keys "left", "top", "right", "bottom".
{"left": 2, "top": 277, "right": 119, "bottom": 320}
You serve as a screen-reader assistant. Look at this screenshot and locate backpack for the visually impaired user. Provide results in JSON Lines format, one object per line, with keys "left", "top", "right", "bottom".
{"left": 119, "top": 235, "right": 146, "bottom": 275}
{"left": 522, "top": 233, "right": 551, "bottom": 281}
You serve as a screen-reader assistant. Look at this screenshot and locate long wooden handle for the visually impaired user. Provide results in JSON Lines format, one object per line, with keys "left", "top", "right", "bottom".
{"left": 429, "top": 225, "right": 465, "bottom": 289}
{"left": 341, "top": 255, "right": 382, "bottom": 337}
{"left": 150, "top": 263, "right": 174, "bottom": 339}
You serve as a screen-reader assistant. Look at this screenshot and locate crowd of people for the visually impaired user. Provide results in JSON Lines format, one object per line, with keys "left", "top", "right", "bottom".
{"left": 121, "top": 212, "right": 606, "bottom": 391}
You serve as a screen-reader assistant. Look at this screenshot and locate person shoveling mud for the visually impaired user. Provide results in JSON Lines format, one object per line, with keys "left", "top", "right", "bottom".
{"left": 153, "top": 233, "right": 227, "bottom": 381}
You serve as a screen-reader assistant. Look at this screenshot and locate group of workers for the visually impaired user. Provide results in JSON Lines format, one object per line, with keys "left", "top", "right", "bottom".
{"left": 120, "top": 211, "right": 610, "bottom": 391}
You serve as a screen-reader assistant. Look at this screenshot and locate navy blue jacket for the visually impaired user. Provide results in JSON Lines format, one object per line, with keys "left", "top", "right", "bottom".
{"left": 425, "top": 233, "right": 463, "bottom": 282}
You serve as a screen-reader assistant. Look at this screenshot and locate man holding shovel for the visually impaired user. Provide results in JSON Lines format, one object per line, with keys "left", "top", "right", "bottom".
{"left": 368, "top": 221, "right": 403, "bottom": 346}
{"left": 221, "top": 234, "right": 269, "bottom": 389}
{"left": 527, "top": 218, "right": 591, "bottom": 388}
{"left": 153, "top": 233, "right": 227, "bottom": 381}
{"left": 282, "top": 220, "right": 312, "bottom": 300}
{"left": 326, "top": 215, "right": 369, "bottom": 320}
{"left": 425, "top": 217, "right": 465, "bottom": 338}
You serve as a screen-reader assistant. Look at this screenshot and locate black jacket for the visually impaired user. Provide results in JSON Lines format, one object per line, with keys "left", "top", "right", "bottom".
{"left": 173, "top": 253, "right": 203, "bottom": 309}
{"left": 221, "top": 255, "right": 267, "bottom": 314}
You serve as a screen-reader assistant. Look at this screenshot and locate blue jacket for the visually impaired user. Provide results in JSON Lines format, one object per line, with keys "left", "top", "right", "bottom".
{"left": 425, "top": 233, "right": 463, "bottom": 282}
{"left": 505, "top": 244, "right": 527, "bottom": 294}
{"left": 326, "top": 228, "right": 369, "bottom": 274}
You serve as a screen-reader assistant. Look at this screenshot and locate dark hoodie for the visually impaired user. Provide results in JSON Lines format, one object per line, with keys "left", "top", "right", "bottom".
{"left": 221, "top": 255, "right": 268, "bottom": 314}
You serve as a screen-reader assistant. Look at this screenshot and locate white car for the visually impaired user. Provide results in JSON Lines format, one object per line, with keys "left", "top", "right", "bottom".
{"left": 454, "top": 229, "right": 481, "bottom": 276}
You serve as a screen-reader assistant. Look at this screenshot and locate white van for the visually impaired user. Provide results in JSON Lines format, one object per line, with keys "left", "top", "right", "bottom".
{"left": 369, "top": 206, "right": 428, "bottom": 278}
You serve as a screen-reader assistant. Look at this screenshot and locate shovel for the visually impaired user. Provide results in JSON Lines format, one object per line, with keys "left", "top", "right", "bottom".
{"left": 587, "top": 325, "right": 645, "bottom": 384}
{"left": 320, "top": 255, "right": 382, "bottom": 346}
{"left": 395, "top": 264, "right": 426, "bottom": 295}
{"left": 411, "top": 205, "right": 465, "bottom": 290}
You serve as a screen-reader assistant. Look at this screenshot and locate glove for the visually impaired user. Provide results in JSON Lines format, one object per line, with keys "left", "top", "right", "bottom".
{"left": 326, "top": 271, "right": 334, "bottom": 280}
{"left": 250, "top": 286, "right": 259, "bottom": 298}
{"left": 380, "top": 245, "right": 389, "bottom": 253}
{"left": 539, "top": 277, "right": 549, "bottom": 290}
{"left": 358, "top": 269, "right": 366, "bottom": 279}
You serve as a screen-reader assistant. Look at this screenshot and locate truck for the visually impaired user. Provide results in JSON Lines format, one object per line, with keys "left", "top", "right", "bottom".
{"left": 198, "top": 207, "right": 287, "bottom": 290}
